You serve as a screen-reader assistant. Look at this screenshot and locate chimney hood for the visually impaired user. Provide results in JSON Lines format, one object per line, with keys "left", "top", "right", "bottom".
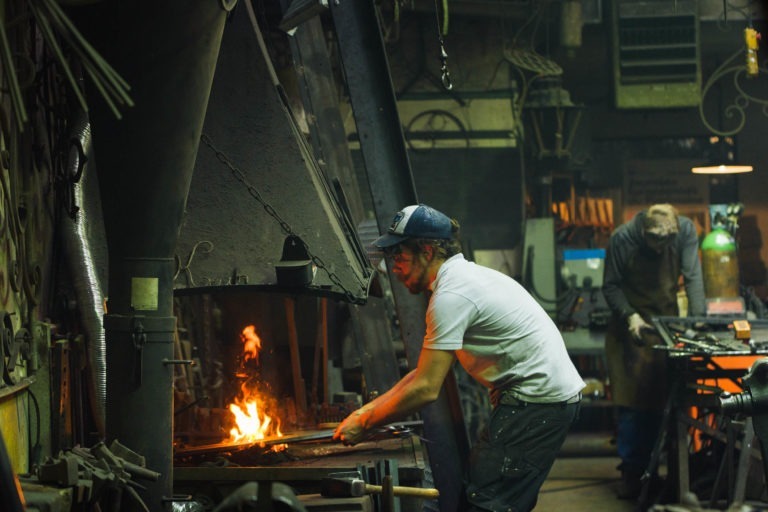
{"left": 175, "top": 7, "right": 373, "bottom": 304}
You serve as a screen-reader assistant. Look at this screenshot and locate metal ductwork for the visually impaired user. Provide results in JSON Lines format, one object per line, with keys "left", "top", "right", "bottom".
{"left": 60, "top": 109, "right": 107, "bottom": 438}
{"left": 71, "top": 1, "right": 231, "bottom": 509}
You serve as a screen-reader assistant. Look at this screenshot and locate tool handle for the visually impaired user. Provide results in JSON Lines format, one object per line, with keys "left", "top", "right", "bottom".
{"left": 364, "top": 483, "right": 439, "bottom": 498}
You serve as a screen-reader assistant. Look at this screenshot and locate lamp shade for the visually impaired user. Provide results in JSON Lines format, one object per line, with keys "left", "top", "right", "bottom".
{"left": 691, "top": 136, "right": 753, "bottom": 174}
{"left": 691, "top": 163, "right": 753, "bottom": 174}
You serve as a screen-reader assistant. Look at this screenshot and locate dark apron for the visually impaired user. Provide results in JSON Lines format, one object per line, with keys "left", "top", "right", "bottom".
{"left": 605, "top": 246, "right": 679, "bottom": 410}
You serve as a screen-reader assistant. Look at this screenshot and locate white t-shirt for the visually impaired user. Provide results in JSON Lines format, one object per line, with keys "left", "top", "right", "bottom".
{"left": 424, "top": 254, "right": 585, "bottom": 403}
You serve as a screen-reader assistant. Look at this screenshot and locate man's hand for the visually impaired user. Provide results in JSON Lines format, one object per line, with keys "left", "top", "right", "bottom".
{"left": 627, "top": 313, "right": 653, "bottom": 345}
{"left": 333, "top": 409, "right": 370, "bottom": 446}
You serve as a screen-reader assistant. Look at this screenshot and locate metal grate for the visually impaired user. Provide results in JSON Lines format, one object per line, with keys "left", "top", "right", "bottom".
{"left": 612, "top": 0, "right": 701, "bottom": 108}
{"left": 617, "top": 14, "right": 698, "bottom": 83}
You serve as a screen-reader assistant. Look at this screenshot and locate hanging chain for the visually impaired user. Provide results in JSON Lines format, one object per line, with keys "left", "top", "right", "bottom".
{"left": 434, "top": 0, "right": 452, "bottom": 90}
{"left": 199, "top": 133, "right": 363, "bottom": 303}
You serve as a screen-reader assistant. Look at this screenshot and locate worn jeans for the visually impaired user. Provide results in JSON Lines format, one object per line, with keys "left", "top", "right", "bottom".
{"left": 463, "top": 400, "right": 580, "bottom": 512}
{"left": 616, "top": 406, "right": 663, "bottom": 476}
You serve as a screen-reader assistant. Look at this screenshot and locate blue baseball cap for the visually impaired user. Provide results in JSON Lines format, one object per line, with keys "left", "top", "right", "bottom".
{"left": 373, "top": 204, "right": 452, "bottom": 248}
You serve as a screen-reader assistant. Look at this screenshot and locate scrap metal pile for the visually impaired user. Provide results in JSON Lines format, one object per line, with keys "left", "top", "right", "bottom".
{"left": 27, "top": 440, "right": 159, "bottom": 511}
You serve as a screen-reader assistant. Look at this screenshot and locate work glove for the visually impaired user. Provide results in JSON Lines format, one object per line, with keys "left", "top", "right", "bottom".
{"left": 627, "top": 313, "right": 653, "bottom": 346}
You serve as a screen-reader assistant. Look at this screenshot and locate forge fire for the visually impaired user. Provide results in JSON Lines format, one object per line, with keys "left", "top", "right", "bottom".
{"left": 226, "top": 325, "right": 285, "bottom": 446}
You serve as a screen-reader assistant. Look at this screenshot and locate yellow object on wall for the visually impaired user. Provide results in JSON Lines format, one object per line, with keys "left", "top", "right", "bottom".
{"left": 0, "top": 390, "right": 30, "bottom": 475}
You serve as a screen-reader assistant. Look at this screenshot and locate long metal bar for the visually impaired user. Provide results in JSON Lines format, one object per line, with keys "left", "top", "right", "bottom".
{"left": 329, "top": 2, "right": 468, "bottom": 510}
{"left": 175, "top": 420, "right": 426, "bottom": 457}
{"left": 174, "top": 429, "right": 337, "bottom": 456}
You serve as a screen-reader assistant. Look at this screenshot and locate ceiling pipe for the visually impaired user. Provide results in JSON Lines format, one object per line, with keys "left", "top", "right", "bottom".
{"left": 69, "top": 1, "right": 230, "bottom": 509}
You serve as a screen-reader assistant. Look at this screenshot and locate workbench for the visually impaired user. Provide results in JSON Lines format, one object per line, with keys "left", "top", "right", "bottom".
{"left": 644, "top": 316, "right": 768, "bottom": 509}
{"left": 174, "top": 435, "right": 431, "bottom": 512}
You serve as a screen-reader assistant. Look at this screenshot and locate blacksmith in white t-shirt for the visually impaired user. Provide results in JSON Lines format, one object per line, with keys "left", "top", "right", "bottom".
{"left": 334, "top": 203, "right": 585, "bottom": 512}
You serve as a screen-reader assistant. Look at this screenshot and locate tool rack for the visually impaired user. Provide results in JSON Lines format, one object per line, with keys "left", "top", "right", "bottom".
{"left": 642, "top": 316, "right": 768, "bottom": 509}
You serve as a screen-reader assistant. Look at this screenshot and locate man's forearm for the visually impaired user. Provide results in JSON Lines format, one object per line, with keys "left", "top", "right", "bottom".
{"left": 356, "top": 370, "right": 435, "bottom": 429}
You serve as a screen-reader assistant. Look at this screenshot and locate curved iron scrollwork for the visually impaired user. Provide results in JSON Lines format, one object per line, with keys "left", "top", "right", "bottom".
{"left": 699, "top": 48, "right": 768, "bottom": 137}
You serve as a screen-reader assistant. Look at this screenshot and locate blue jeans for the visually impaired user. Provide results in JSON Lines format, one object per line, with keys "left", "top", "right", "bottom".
{"left": 616, "top": 406, "right": 663, "bottom": 475}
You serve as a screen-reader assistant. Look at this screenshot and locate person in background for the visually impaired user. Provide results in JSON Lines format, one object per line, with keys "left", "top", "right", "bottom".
{"left": 602, "top": 203, "right": 706, "bottom": 499}
{"left": 334, "top": 203, "right": 585, "bottom": 512}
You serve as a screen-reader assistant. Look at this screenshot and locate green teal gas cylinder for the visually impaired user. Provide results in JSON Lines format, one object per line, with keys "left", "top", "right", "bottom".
{"left": 701, "top": 228, "right": 740, "bottom": 298}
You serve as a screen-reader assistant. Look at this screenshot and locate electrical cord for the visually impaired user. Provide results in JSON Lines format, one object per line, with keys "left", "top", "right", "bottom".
{"left": 27, "top": 387, "right": 42, "bottom": 466}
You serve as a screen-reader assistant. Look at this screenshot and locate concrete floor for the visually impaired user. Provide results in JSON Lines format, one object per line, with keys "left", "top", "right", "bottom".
{"left": 533, "top": 431, "right": 636, "bottom": 511}
{"left": 535, "top": 455, "right": 637, "bottom": 512}
{"left": 534, "top": 434, "right": 768, "bottom": 512}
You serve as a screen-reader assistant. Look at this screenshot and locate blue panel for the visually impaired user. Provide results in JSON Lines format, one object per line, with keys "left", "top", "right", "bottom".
{"left": 563, "top": 248, "right": 606, "bottom": 260}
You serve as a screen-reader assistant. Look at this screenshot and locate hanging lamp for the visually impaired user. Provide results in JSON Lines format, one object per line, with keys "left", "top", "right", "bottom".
{"left": 691, "top": 136, "right": 753, "bottom": 174}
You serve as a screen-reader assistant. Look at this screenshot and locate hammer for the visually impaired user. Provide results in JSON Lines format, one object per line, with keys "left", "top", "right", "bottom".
{"left": 321, "top": 476, "right": 440, "bottom": 499}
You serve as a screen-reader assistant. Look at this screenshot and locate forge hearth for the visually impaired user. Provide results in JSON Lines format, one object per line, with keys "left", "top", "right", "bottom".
{"left": 171, "top": 290, "right": 359, "bottom": 452}
{"left": 170, "top": 290, "right": 430, "bottom": 511}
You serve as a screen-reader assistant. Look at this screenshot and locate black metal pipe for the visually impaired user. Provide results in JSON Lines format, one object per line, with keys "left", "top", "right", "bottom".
{"left": 329, "top": 2, "right": 469, "bottom": 509}
{"left": 70, "top": 1, "right": 230, "bottom": 509}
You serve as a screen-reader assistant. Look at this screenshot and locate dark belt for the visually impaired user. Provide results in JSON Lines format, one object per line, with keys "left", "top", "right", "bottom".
{"left": 493, "top": 391, "right": 582, "bottom": 408}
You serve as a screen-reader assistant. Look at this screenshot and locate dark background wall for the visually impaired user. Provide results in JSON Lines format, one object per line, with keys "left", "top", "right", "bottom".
{"left": 340, "top": 1, "right": 768, "bottom": 296}
{"left": 354, "top": 147, "right": 525, "bottom": 249}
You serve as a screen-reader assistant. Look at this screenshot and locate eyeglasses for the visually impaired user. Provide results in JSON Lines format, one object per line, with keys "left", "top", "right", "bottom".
{"left": 384, "top": 253, "right": 414, "bottom": 265}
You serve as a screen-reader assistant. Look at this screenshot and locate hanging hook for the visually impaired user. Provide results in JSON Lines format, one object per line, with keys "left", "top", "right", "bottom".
{"left": 439, "top": 41, "right": 453, "bottom": 91}
{"left": 433, "top": 0, "right": 452, "bottom": 91}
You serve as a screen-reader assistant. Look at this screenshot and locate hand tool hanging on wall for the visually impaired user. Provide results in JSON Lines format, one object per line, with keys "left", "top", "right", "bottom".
{"left": 131, "top": 318, "right": 147, "bottom": 387}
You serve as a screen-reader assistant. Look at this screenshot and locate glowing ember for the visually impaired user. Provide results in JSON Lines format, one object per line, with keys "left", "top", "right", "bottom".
{"left": 226, "top": 325, "right": 284, "bottom": 448}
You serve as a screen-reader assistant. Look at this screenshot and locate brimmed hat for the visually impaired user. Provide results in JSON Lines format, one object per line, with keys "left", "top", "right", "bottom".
{"left": 373, "top": 204, "right": 452, "bottom": 248}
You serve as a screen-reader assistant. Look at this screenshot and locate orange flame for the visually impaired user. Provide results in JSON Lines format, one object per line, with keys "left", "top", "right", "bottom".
{"left": 226, "top": 325, "right": 284, "bottom": 447}
{"left": 240, "top": 325, "right": 262, "bottom": 363}
{"left": 228, "top": 387, "right": 283, "bottom": 444}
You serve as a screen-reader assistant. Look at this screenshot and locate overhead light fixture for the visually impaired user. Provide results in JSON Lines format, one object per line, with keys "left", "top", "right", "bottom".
{"left": 522, "top": 76, "right": 585, "bottom": 161}
{"left": 691, "top": 136, "right": 753, "bottom": 174}
{"left": 691, "top": 163, "right": 753, "bottom": 175}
